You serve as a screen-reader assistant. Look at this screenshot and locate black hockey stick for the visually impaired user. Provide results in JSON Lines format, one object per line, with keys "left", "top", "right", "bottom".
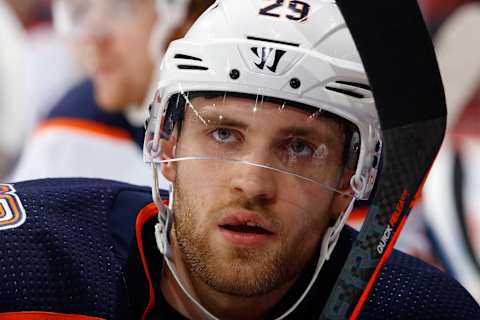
{"left": 319, "top": 0, "right": 447, "bottom": 319}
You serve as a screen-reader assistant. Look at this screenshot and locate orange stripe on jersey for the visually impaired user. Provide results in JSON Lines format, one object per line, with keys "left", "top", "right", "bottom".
{"left": 135, "top": 203, "right": 160, "bottom": 320}
{"left": 35, "top": 118, "right": 132, "bottom": 141}
{"left": 0, "top": 311, "right": 104, "bottom": 320}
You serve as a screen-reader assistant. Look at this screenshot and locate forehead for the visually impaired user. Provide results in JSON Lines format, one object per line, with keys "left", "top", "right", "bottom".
{"left": 185, "top": 95, "right": 346, "bottom": 136}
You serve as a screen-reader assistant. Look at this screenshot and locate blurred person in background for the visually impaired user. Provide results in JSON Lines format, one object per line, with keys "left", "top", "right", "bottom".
{"left": 1, "top": 0, "right": 83, "bottom": 180}
{"left": 10, "top": 0, "right": 214, "bottom": 186}
{"left": 8, "top": 0, "right": 84, "bottom": 121}
{"left": 0, "top": 0, "right": 29, "bottom": 179}
{"left": 415, "top": 0, "right": 480, "bottom": 302}
{"left": 5, "top": 0, "right": 84, "bottom": 124}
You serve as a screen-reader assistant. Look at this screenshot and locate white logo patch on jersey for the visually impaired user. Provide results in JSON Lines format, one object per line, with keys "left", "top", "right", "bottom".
{"left": 0, "top": 184, "right": 26, "bottom": 231}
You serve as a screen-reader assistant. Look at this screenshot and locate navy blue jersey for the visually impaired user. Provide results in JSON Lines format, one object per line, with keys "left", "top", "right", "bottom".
{"left": 0, "top": 178, "right": 478, "bottom": 319}
{"left": 0, "top": 178, "right": 162, "bottom": 319}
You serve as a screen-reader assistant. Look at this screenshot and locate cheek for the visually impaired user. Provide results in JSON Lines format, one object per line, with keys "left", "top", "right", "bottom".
{"left": 277, "top": 183, "right": 335, "bottom": 242}
{"left": 280, "top": 179, "right": 336, "bottom": 221}
{"left": 177, "top": 159, "right": 233, "bottom": 191}
{"left": 174, "top": 168, "right": 219, "bottom": 238}
{"left": 174, "top": 161, "right": 225, "bottom": 211}
{"left": 284, "top": 201, "right": 331, "bottom": 260}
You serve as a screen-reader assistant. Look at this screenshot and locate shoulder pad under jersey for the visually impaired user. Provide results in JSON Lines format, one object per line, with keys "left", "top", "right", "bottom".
{"left": 0, "top": 178, "right": 167, "bottom": 319}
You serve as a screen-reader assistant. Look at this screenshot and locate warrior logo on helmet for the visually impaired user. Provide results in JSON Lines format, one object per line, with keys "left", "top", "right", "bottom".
{"left": 250, "top": 47, "right": 286, "bottom": 72}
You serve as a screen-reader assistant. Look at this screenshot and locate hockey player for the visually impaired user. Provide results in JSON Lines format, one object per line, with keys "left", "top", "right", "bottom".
{"left": 1, "top": 0, "right": 479, "bottom": 319}
{"left": 10, "top": 0, "right": 213, "bottom": 186}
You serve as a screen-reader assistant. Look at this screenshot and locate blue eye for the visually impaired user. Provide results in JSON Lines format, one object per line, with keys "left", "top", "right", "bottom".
{"left": 287, "top": 139, "right": 313, "bottom": 156}
{"left": 212, "top": 128, "right": 235, "bottom": 143}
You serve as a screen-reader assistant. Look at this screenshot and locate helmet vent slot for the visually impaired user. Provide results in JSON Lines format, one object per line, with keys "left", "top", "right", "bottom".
{"left": 247, "top": 36, "right": 300, "bottom": 47}
{"left": 325, "top": 86, "right": 365, "bottom": 99}
{"left": 335, "top": 81, "right": 371, "bottom": 91}
{"left": 325, "top": 81, "right": 372, "bottom": 99}
{"left": 174, "top": 54, "right": 203, "bottom": 62}
{"left": 177, "top": 65, "right": 209, "bottom": 71}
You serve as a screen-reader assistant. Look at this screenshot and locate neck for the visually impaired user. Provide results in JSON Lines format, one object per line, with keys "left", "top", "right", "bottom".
{"left": 160, "top": 240, "right": 297, "bottom": 320}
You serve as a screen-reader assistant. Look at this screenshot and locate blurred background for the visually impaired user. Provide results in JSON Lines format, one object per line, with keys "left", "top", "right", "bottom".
{"left": 0, "top": 0, "right": 479, "bottom": 304}
{"left": 1, "top": 0, "right": 213, "bottom": 187}
{"left": 0, "top": 0, "right": 83, "bottom": 179}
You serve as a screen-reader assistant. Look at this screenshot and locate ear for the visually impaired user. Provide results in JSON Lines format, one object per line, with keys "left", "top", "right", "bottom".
{"left": 160, "top": 135, "right": 177, "bottom": 183}
{"left": 330, "top": 169, "right": 355, "bottom": 219}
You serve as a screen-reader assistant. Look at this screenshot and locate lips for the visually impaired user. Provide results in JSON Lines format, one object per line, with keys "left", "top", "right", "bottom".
{"left": 217, "top": 211, "right": 276, "bottom": 248}
{"left": 218, "top": 211, "right": 274, "bottom": 235}
{"left": 221, "top": 222, "right": 272, "bottom": 234}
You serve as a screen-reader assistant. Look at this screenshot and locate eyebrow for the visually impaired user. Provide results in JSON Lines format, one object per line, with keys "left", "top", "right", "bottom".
{"left": 277, "top": 126, "right": 341, "bottom": 145}
{"left": 277, "top": 127, "right": 315, "bottom": 137}
{"left": 191, "top": 110, "right": 249, "bottom": 130}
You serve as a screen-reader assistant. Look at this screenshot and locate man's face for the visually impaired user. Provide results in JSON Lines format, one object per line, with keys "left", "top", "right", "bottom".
{"left": 161, "top": 95, "right": 352, "bottom": 297}
{"left": 75, "top": 0, "right": 157, "bottom": 111}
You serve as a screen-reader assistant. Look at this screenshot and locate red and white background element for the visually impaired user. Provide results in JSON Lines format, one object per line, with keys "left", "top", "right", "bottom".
{"left": 347, "top": 0, "right": 480, "bottom": 302}
{"left": 420, "top": 0, "right": 480, "bottom": 302}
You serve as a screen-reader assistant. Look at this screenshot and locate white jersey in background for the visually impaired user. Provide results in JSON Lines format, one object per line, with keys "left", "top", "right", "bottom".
{"left": 10, "top": 80, "right": 169, "bottom": 189}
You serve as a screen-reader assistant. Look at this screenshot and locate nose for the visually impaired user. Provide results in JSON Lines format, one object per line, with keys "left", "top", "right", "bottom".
{"left": 229, "top": 161, "right": 278, "bottom": 205}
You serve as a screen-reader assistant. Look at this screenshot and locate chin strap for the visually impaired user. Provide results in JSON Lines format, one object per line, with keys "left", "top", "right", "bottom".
{"left": 152, "top": 162, "right": 219, "bottom": 319}
{"left": 151, "top": 163, "right": 357, "bottom": 319}
{"left": 326, "top": 197, "right": 357, "bottom": 260}
{"left": 154, "top": 209, "right": 220, "bottom": 319}
{"left": 155, "top": 221, "right": 220, "bottom": 320}
{"left": 273, "top": 196, "right": 356, "bottom": 320}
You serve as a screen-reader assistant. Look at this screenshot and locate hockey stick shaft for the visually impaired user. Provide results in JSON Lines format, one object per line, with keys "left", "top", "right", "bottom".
{"left": 320, "top": 118, "right": 445, "bottom": 319}
{"left": 317, "top": 0, "right": 447, "bottom": 317}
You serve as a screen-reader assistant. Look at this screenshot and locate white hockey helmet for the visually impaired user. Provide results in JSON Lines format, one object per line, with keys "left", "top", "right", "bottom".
{"left": 145, "top": 0, "right": 381, "bottom": 200}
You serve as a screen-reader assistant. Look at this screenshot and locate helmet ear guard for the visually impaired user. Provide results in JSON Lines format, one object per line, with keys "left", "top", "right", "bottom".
{"left": 159, "top": 93, "right": 187, "bottom": 140}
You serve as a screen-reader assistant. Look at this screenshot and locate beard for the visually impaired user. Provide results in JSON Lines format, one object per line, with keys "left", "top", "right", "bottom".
{"left": 172, "top": 183, "right": 311, "bottom": 298}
